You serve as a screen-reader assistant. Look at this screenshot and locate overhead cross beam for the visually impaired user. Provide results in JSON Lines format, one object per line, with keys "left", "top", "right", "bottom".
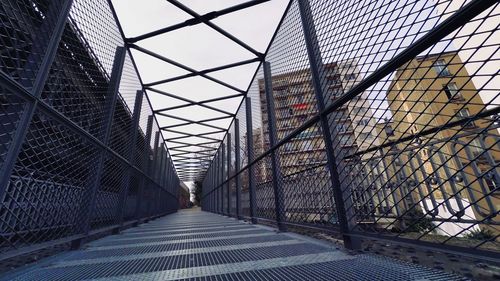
{"left": 173, "top": 154, "right": 212, "bottom": 161}
{"left": 166, "top": 0, "right": 265, "bottom": 59}
{"left": 157, "top": 112, "right": 228, "bottom": 131}
{"left": 126, "top": 0, "right": 269, "bottom": 46}
{"left": 130, "top": 44, "right": 245, "bottom": 93}
{"left": 169, "top": 143, "right": 218, "bottom": 150}
{"left": 155, "top": 93, "right": 245, "bottom": 113}
{"left": 171, "top": 151, "right": 214, "bottom": 158}
{"left": 109, "top": 0, "right": 282, "bottom": 181}
{"left": 161, "top": 117, "right": 231, "bottom": 130}
{"left": 148, "top": 59, "right": 260, "bottom": 86}
{"left": 165, "top": 130, "right": 225, "bottom": 142}
{"left": 167, "top": 139, "right": 221, "bottom": 148}
{"left": 148, "top": 87, "right": 234, "bottom": 117}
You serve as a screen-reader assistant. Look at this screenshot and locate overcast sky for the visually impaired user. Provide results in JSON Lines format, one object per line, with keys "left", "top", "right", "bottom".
{"left": 112, "top": 0, "right": 287, "bottom": 132}
{"left": 110, "top": 0, "right": 499, "bottom": 186}
{"left": 111, "top": 0, "right": 288, "bottom": 183}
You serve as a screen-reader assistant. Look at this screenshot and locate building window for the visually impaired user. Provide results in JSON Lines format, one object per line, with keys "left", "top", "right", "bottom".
{"left": 469, "top": 138, "right": 484, "bottom": 157}
{"left": 456, "top": 108, "right": 475, "bottom": 128}
{"left": 353, "top": 106, "right": 368, "bottom": 115}
{"left": 443, "top": 82, "right": 463, "bottom": 100}
{"left": 359, "top": 132, "right": 373, "bottom": 141}
{"left": 433, "top": 59, "right": 451, "bottom": 77}
{"left": 345, "top": 73, "right": 357, "bottom": 80}
{"left": 484, "top": 177, "right": 498, "bottom": 193}
{"left": 337, "top": 123, "right": 349, "bottom": 133}
{"left": 358, "top": 119, "right": 370, "bottom": 126}
{"left": 301, "top": 140, "right": 313, "bottom": 150}
{"left": 339, "top": 135, "right": 353, "bottom": 146}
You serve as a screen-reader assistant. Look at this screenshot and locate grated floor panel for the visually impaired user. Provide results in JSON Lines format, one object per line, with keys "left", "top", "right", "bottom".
{"left": 0, "top": 209, "right": 468, "bottom": 281}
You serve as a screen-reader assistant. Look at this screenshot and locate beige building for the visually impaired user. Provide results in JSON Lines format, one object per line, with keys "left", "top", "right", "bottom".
{"left": 378, "top": 51, "right": 499, "bottom": 236}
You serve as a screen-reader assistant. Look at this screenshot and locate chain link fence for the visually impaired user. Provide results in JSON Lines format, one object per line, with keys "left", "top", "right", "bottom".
{"left": 202, "top": 0, "right": 499, "bottom": 263}
{"left": 0, "top": 0, "right": 180, "bottom": 267}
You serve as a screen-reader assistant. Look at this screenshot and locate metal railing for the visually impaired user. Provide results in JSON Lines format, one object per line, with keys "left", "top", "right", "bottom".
{"left": 201, "top": 0, "right": 499, "bottom": 262}
{"left": 0, "top": 0, "right": 180, "bottom": 264}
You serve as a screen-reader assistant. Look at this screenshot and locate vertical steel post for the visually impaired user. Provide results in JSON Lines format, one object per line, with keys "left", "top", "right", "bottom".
{"left": 149, "top": 131, "right": 160, "bottom": 218}
{"left": 215, "top": 151, "right": 219, "bottom": 214}
{"left": 0, "top": 0, "right": 75, "bottom": 201}
{"left": 263, "top": 61, "right": 286, "bottom": 231}
{"left": 115, "top": 90, "right": 143, "bottom": 230}
{"left": 213, "top": 160, "right": 216, "bottom": 213}
{"left": 136, "top": 115, "right": 153, "bottom": 220}
{"left": 72, "top": 46, "right": 127, "bottom": 248}
{"left": 298, "top": 0, "right": 359, "bottom": 249}
{"left": 217, "top": 145, "right": 224, "bottom": 212}
{"left": 245, "top": 97, "right": 257, "bottom": 223}
{"left": 209, "top": 164, "right": 213, "bottom": 212}
{"left": 161, "top": 147, "right": 168, "bottom": 187}
{"left": 157, "top": 145, "right": 165, "bottom": 184}
{"left": 166, "top": 157, "right": 172, "bottom": 192}
{"left": 210, "top": 157, "right": 214, "bottom": 212}
{"left": 226, "top": 133, "right": 232, "bottom": 216}
{"left": 234, "top": 119, "right": 242, "bottom": 219}
{"left": 151, "top": 132, "right": 160, "bottom": 178}
{"left": 221, "top": 143, "right": 226, "bottom": 215}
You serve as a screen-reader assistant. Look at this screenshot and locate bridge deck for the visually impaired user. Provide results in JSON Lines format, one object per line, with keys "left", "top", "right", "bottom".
{"left": 2, "top": 209, "right": 467, "bottom": 280}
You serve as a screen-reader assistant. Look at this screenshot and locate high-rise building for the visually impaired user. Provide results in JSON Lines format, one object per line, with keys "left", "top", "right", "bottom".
{"left": 258, "top": 63, "right": 358, "bottom": 176}
{"left": 255, "top": 61, "right": 380, "bottom": 223}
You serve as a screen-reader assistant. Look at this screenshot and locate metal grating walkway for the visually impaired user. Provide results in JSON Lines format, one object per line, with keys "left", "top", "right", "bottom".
{"left": 1, "top": 209, "right": 468, "bottom": 281}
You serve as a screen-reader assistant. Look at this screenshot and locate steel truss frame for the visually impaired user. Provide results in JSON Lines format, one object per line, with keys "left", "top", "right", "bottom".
{"left": 108, "top": 0, "right": 275, "bottom": 180}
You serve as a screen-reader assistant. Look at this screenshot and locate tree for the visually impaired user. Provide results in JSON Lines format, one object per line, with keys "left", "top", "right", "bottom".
{"left": 193, "top": 181, "right": 203, "bottom": 206}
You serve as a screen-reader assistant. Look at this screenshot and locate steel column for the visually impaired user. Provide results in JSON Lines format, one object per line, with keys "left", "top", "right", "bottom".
{"left": 245, "top": 97, "right": 257, "bottom": 223}
{"left": 115, "top": 90, "right": 144, "bottom": 229}
{"left": 136, "top": 115, "right": 154, "bottom": 219}
{"left": 219, "top": 146, "right": 224, "bottom": 214}
{"left": 159, "top": 146, "right": 167, "bottom": 186}
{"left": 263, "top": 61, "right": 286, "bottom": 231}
{"left": 226, "top": 133, "right": 232, "bottom": 216}
{"left": 297, "top": 0, "right": 359, "bottom": 249}
{"left": 234, "top": 119, "right": 242, "bottom": 219}
{"left": 149, "top": 132, "right": 161, "bottom": 217}
{"left": 73, "top": 46, "right": 127, "bottom": 248}
{"left": 221, "top": 143, "right": 226, "bottom": 215}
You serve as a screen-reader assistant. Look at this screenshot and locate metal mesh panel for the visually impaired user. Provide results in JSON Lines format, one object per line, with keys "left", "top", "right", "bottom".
{"left": 265, "top": 1, "right": 317, "bottom": 142}
{"left": 247, "top": 68, "right": 266, "bottom": 159}
{"left": 136, "top": 97, "right": 153, "bottom": 171}
{"left": 124, "top": 172, "right": 139, "bottom": 221}
{"left": 68, "top": 0, "right": 123, "bottom": 78}
{"left": 307, "top": 1, "right": 500, "bottom": 253}
{"left": 0, "top": 90, "right": 27, "bottom": 168}
{"left": 0, "top": 0, "right": 68, "bottom": 88}
{"left": 0, "top": 0, "right": 180, "bottom": 266}
{"left": 201, "top": 0, "right": 499, "bottom": 264}
{"left": 277, "top": 121, "right": 336, "bottom": 226}
{"left": 90, "top": 154, "right": 125, "bottom": 230}
{"left": 0, "top": 108, "right": 99, "bottom": 251}
{"left": 40, "top": 17, "right": 108, "bottom": 138}
{"left": 254, "top": 155, "right": 276, "bottom": 221}
{"left": 109, "top": 95, "right": 133, "bottom": 158}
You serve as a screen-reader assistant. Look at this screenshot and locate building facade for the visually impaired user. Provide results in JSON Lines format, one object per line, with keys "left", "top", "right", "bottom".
{"left": 349, "top": 51, "right": 499, "bottom": 236}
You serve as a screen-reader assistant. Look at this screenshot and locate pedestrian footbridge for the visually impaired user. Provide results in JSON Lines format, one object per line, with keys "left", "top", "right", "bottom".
{"left": 1, "top": 209, "right": 466, "bottom": 280}
{"left": 0, "top": 0, "right": 498, "bottom": 280}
